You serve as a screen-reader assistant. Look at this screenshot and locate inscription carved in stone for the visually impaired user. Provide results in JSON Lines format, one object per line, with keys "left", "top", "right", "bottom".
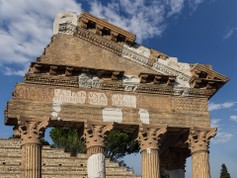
{"left": 88, "top": 92, "right": 108, "bottom": 106}
{"left": 13, "top": 85, "right": 54, "bottom": 101}
{"left": 112, "top": 94, "right": 136, "bottom": 108}
{"left": 53, "top": 89, "right": 87, "bottom": 104}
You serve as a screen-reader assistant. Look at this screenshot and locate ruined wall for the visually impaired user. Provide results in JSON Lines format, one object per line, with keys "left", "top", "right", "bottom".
{"left": 0, "top": 138, "right": 140, "bottom": 178}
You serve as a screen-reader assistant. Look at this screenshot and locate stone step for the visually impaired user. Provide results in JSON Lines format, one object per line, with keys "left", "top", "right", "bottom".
{"left": 0, "top": 164, "right": 139, "bottom": 177}
{"left": 0, "top": 139, "right": 140, "bottom": 178}
{"left": 0, "top": 139, "right": 21, "bottom": 148}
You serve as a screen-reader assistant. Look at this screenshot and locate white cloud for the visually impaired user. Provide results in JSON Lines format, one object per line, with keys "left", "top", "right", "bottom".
{"left": 208, "top": 101, "right": 236, "bottom": 111}
{"left": 0, "top": 0, "right": 82, "bottom": 76}
{"left": 212, "top": 132, "right": 233, "bottom": 144}
{"left": 89, "top": 0, "right": 206, "bottom": 43}
{"left": 230, "top": 115, "right": 237, "bottom": 122}
{"left": 0, "top": 0, "right": 205, "bottom": 76}
{"left": 165, "top": 0, "right": 185, "bottom": 16}
{"left": 3, "top": 66, "right": 28, "bottom": 76}
{"left": 188, "top": 0, "right": 205, "bottom": 10}
{"left": 89, "top": 0, "right": 166, "bottom": 42}
{"left": 224, "top": 27, "right": 237, "bottom": 40}
{"left": 211, "top": 118, "right": 221, "bottom": 128}
{"left": 210, "top": 117, "right": 235, "bottom": 144}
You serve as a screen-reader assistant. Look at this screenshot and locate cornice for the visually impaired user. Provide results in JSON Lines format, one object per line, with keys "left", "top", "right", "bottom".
{"left": 24, "top": 62, "right": 217, "bottom": 98}
{"left": 78, "top": 12, "right": 136, "bottom": 45}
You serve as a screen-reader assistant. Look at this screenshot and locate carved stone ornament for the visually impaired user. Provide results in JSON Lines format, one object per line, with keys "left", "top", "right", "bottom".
{"left": 122, "top": 75, "right": 140, "bottom": 91}
{"left": 83, "top": 122, "right": 114, "bottom": 149}
{"left": 187, "top": 127, "right": 217, "bottom": 154}
{"left": 53, "top": 12, "right": 77, "bottom": 35}
{"left": 137, "top": 125, "right": 167, "bottom": 151}
{"left": 16, "top": 118, "right": 49, "bottom": 145}
{"left": 78, "top": 73, "right": 101, "bottom": 88}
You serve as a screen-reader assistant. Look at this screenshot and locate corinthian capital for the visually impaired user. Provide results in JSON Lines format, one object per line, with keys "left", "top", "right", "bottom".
{"left": 137, "top": 125, "right": 167, "bottom": 151}
{"left": 84, "top": 122, "right": 114, "bottom": 148}
{"left": 188, "top": 127, "right": 217, "bottom": 154}
{"left": 17, "top": 118, "right": 49, "bottom": 145}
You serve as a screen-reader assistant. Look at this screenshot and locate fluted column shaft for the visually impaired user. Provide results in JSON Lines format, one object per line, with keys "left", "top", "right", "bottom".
{"left": 87, "top": 146, "right": 106, "bottom": 178}
{"left": 141, "top": 148, "right": 160, "bottom": 178}
{"left": 84, "top": 123, "right": 113, "bottom": 178}
{"left": 138, "top": 125, "right": 167, "bottom": 178}
{"left": 21, "top": 143, "right": 41, "bottom": 178}
{"left": 188, "top": 127, "right": 216, "bottom": 178}
{"left": 192, "top": 150, "right": 210, "bottom": 178}
{"left": 15, "top": 119, "right": 49, "bottom": 178}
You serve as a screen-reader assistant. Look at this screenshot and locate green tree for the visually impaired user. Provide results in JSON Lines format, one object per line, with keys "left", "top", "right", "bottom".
{"left": 50, "top": 128, "right": 86, "bottom": 156}
{"left": 220, "top": 163, "right": 231, "bottom": 178}
{"left": 105, "top": 130, "right": 139, "bottom": 160}
{"left": 50, "top": 128, "right": 139, "bottom": 160}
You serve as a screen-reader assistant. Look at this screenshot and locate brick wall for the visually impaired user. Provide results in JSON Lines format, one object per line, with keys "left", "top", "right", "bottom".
{"left": 0, "top": 138, "right": 140, "bottom": 178}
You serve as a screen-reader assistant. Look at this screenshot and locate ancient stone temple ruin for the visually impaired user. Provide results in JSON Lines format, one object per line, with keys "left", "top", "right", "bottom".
{"left": 4, "top": 12, "right": 229, "bottom": 178}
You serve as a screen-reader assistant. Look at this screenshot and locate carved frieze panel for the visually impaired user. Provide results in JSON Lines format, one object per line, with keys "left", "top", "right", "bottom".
{"left": 13, "top": 85, "right": 54, "bottom": 102}
{"left": 58, "top": 23, "right": 76, "bottom": 35}
{"left": 12, "top": 84, "right": 174, "bottom": 112}
{"left": 78, "top": 73, "right": 101, "bottom": 88}
{"left": 172, "top": 97, "right": 208, "bottom": 113}
{"left": 13, "top": 84, "right": 138, "bottom": 109}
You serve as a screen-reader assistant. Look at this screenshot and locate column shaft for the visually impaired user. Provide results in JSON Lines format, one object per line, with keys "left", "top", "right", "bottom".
{"left": 138, "top": 126, "right": 167, "bottom": 178}
{"left": 188, "top": 128, "right": 216, "bottom": 178}
{"left": 16, "top": 119, "right": 49, "bottom": 178}
{"left": 142, "top": 148, "right": 160, "bottom": 178}
{"left": 87, "top": 146, "right": 105, "bottom": 178}
{"left": 21, "top": 143, "right": 41, "bottom": 178}
{"left": 192, "top": 151, "right": 210, "bottom": 178}
{"left": 84, "top": 123, "right": 113, "bottom": 178}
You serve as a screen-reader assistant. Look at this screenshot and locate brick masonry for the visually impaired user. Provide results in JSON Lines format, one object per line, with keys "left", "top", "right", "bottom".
{"left": 0, "top": 138, "right": 140, "bottom": 178}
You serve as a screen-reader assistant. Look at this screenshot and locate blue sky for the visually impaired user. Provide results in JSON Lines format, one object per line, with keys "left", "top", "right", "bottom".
{"left": 0, "top": 0, "right": 237, "bottom": 177}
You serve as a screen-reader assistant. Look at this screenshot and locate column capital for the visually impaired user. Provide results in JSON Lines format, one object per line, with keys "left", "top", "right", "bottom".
{"left": 187, "top": 127, "right": 216, "bottom": 154}
{"left": 138, "top": 125, "right": 167, "bottom": 151}
{"left": 84, "top": 122, "right": 114, "bottom": 149}
{"left": 16, "top": 117, "right": 49, "bottom": 145}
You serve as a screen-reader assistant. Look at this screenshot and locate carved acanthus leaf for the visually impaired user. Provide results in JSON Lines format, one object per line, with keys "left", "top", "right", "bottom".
{"left": 187, "top": 127, "right": 217, "bottom": 153}
{"left": 137, "top": 125, "right": 167, "bottom": 151}
{"left": 84, "top": 122, "right": 114, "bottom": 148}
{"left": 17, "top": 118, "right": 49, "bottom": 145}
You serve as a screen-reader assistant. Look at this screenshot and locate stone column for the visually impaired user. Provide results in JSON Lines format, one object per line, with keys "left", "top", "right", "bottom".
{"left": 138, "top": 125, "right": 167, "bottom": 178}
{"left": 188, "top": 127, "right": 216, "bottom": 178}
{"left": 84, "top": 122, "right": 113, "bottom": 178}
{"left": 16, "top": 118, "right": 49, "bottom": 178}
